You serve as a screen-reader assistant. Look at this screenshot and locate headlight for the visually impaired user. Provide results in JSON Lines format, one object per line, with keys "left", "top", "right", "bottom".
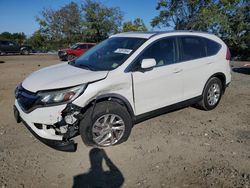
{"left": 37, "top": 84, "right": 86, "bottom": 105}
{"left": 15, "top": 84, "right": 21, "bottom": 98}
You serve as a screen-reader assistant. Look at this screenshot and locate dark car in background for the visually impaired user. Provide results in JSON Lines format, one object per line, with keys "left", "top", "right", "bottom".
{"left": 58, "top": 42, "right": 96, "bottom": 61}
{"left": 0, "top": 40, "right": 32, "bottom": 55}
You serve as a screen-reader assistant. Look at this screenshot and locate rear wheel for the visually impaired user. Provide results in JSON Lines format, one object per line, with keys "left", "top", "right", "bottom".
{"left": 80, "top": 101, "right": 132, "bottom": 147}
{"left": 21, "top": 49, "right": 29, "bottom": 55}
{"left": 197, "top": 77, "right": 223, "bottom": 110}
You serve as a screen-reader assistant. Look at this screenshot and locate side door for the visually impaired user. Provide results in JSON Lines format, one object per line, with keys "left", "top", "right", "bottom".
{"left": 177, "top": 36, "right": 212, "bottom": 100}
{"left": 131, "top": 37, "right": 184, "bottom": 115}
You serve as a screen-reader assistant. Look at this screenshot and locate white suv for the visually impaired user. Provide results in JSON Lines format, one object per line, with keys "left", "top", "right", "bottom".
{"left": 14, "top": 31, "right": 231, "bottom": 151}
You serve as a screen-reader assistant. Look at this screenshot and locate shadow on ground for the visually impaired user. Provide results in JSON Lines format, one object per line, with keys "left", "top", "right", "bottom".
{"left": 232, "top": 67, "right": 250, "bottom": 75}
{"left": 73, "top": 148, "right": 124, "bottom": 188}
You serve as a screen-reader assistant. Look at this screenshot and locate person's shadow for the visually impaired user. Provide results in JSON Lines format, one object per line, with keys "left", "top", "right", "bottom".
{"left": 72, "top": 148, "right": 124, "bottom": 188}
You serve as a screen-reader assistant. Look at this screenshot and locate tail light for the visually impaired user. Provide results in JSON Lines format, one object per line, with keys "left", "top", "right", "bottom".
{"left": 226, "top": 47, "right": 231, "bottom": 60}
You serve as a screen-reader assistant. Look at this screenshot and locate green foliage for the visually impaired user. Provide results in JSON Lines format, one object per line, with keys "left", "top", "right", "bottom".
{"left": 151, "top": 0, "right": 250, "bottom": 60}
{"left": 0, "top": 32, "right": 26, "bottom": 45}
{"left": 122, "top": 18, "right": 148, "bottom": 32}
{"left": 82, "top": 0, "right": 123, "bottom": 42}
{"left": 26, "top": 30, "right": 47, "bottom": 51}
{"left": 36, "top": 2, "right": 84, "bottom": 50}
{"left": 33, "top": 0, "right": 123, "bottom": 50}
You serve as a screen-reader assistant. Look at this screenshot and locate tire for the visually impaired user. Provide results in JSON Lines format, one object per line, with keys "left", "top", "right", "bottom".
{"left": 67, "top": 54, "right": 76, "bottom": 61}
{"left": 197, "top": 77, "right": 223, "bottom": 111}
{"left": 79, "top": 101, "right": 132, "bottom": 147}
{"left": 21, "top": 49, "right": 29, "bottom": 55}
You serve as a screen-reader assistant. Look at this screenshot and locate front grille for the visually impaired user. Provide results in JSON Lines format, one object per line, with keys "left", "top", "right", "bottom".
{"left": 16, "top": 86, "right": 39, "bottom": 112}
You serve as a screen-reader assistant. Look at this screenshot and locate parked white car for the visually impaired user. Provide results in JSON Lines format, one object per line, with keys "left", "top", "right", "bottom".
{"left": 14, "top": 31, "right": 231, "bottom": 151}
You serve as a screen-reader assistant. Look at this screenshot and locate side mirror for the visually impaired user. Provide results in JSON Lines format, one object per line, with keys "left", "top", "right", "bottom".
{"left": 141, "top": 58, "right": 156, "bottom": 69}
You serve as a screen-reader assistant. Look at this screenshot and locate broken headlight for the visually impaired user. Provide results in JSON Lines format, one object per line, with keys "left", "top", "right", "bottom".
{"left": 37, "top": 84, "right": 86, "bottom": 105}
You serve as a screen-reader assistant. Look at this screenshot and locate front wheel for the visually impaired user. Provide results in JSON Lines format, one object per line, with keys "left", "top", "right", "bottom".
{"left": 197, "top": 77, "right": 223, "bottom": 111}
{"left": 80, "top": 101, "right": 132, "bottom": 147}
{"left": 67, "top": 54, "right": 76, "bottom": 61}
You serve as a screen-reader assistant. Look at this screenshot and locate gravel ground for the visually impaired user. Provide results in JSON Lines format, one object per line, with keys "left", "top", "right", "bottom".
{"left": 0, "top": 54, "right": 249, "bottom": 188}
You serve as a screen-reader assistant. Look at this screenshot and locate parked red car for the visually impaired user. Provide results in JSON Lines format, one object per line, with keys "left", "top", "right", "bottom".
{"left": 58, "top": 42, "right": 96, "bottom": 61}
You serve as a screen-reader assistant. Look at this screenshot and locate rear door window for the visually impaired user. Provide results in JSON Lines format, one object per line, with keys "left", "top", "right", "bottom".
{"left": 179, "top": 36, "right": 206, "bottom": 61}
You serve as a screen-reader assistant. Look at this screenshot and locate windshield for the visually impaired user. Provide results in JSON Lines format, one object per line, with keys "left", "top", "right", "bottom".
{"left": 70, "top": 37, "right": 146, "bottom": 71}
{"left": 70, "top": 43, "right": 79, "bottom": 49}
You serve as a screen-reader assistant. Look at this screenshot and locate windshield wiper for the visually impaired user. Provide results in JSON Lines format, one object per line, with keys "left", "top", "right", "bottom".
{"left": 75, "top": 64, "right": 95, "bottom": 71}
{"left": 68, "top": 60, "right": 96, "bottom": 71}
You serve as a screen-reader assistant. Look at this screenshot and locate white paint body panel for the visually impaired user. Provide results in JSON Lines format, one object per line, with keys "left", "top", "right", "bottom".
{"left": 22, "top": 62, "right": 108, "bottom": 92}
{"left": 132, "top": 64, "right": 183, "bottom": 114}
{"left": 16, "top": 31, "right": 232, "bottom": 141}
{"left": 15, "top": 100, "right": 65, "bottom": 140}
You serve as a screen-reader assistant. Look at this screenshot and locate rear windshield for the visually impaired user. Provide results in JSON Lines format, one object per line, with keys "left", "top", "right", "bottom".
{"left": 70, "top": 37, "right": 146, "bottom": 71}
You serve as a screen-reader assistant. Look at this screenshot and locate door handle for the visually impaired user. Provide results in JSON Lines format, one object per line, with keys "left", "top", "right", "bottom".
{"left": 173, "top": 68, "right": 183, "bottom": 73}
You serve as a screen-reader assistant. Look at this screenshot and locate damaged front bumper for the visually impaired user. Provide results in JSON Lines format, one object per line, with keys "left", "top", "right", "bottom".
{"left": 14, "top": 101, "right": 82, "bottom": 152}
{"left": 21, "top": 118, "right": 77, "bottom": 152}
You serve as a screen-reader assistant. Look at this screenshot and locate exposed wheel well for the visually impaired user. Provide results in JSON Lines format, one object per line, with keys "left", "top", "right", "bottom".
{"left": 80, "top": 94, "right": 135, "bottom": 120}
{"left": 208, "top": 73, "right": 226, "bottom": 93}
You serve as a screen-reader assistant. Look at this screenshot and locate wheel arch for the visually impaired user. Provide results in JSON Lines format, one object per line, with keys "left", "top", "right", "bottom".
{"left": 81, "top": 93, "right": 135, "bottom": 120}
{"left": 204, "top": 72, "right": 226, "bottom": 94}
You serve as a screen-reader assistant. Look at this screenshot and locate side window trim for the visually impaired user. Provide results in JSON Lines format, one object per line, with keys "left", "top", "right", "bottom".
{"left": 205, "top": 38, "right": 222, "bottom": 57}
{"left": 177, "top": 35, "right": 222, "bottom": 62}
{"left": 125, "top": 36, "right": 178, "bottom": 72}
{"left": 179, "top": 35, "right": 207, "bottom": 62}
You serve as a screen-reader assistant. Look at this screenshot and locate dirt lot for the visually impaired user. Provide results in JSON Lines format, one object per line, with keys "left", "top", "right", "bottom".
{"left": 0, "top": 54, "right": 249, "bottom": 188}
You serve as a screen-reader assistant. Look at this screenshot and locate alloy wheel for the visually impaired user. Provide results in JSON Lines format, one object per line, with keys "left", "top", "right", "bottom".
{"left": 92, "top": 114, "right": 125, "bottom": 146}
{"left": 207, "top": 83, "right": 221, "bottom": 106}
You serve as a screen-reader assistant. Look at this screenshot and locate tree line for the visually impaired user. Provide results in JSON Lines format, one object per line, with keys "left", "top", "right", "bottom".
{"left": 28, "top": 0, "right": 147, "bottom": 51}
{"left": 0, "top": 32, "right": 26, "bottom": 45}
{"left": 151, "top": 0, "right": 249, "bottom": 60}
{"left": 1, "top": 0, "right": 249, "bottom": 60}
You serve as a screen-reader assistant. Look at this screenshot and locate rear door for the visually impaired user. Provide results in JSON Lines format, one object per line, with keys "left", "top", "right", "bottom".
{"left": 131, "top": 37, "right": 184, "bottom": 115}
{"left": 177, "top": 36, "right": 212, "bottom": 100}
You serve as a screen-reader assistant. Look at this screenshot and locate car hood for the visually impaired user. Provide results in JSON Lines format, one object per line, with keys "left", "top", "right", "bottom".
{"left": 22, "top": 62, "right": 108, "bottom": 92}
